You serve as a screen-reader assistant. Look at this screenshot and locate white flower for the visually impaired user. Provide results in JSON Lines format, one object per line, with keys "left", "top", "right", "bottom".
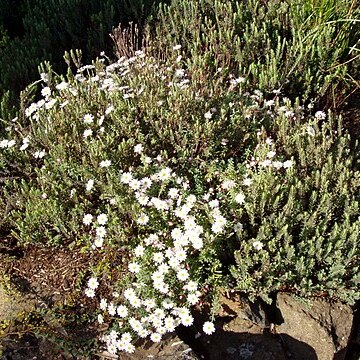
{"left": 117, "top": 305, "right": 129, "bottom": 318}
{"left": 41, "top": 87, "right": 51, "bottom": 98}
{"left": 105, "top": 105, "right": 114, "bottom": 115}
{"left": 253, "top": 240, "right": 264, "bottom": 250}
{"left": 87, "top": 277, "right": 99, "bottom": 290}
{"left": 97, "top": 314, "right": 104, "bottom": 324}
{"left": 100, "top": 298, "right": 107, "bottom": 310}
{"left": 175, "top": 68, "right": 185, "bottom": 77}
{"left": 207, "top": 198, "right": 219, "bottom": 209}
{"left": 137, "top": 213, "right": 149, "bottom": 225}
{"left": 181, "top": 314, "right": 194, "bottom": 326}
{"left": 134, "top": 245, "right": 145, "bottom": 257}
{"left": 134, "top": 144, "right": 144, "bottom": 154}
{"left": 83, "top": 113, "right": 94, "bottom": 124}
{"left": 204, "top": 111, "right": 212, "bottom": 119}
{"left": 307, "top": 125, "right": 315, "bottom": 137}
{"left": 96, "top": 226, "right": 106, "bottom": 238}
{"left": 123, "top": 343, "right": 135, "bottom": 353}
{"left": 267, "top": 150, "right": 276, "bottom": 158}
{"left": 185, "top": 281, "right": 198, "bottom": 292}
{"left": 85, "top": 288, "right": 95, "bottom": 298}
{"left": 164, "top": 317, "right": 176, "bottom": 332}
{"left": 121, "top": 172, "right": 133, "bottom": 184}
{"left": 211, "top": 222, "right": 224, "bottom": 233}
{"left": 86, "top": 179, "right": 94, "bottom": 191}
{"left": 187, "top": 292, "right": 200, "bottom": 305}
{"left": 99, "top": 160, "right": 111, "bottom": 168}
{"left": 162, "top": 298, "right": 174, "bottom": 309}
{"left": 128, "top": 262, "right": 140, "bottom": 273}
{"left": 173, "top": 44, "right": 182, "bottom": 51}
{"left": 177, "top": 269, "right": 189, "bottom": 281}
{"left": 153, "top": 252, "right": 164, "bottom": 264}
{"left": 259, "top": 159, "right": 272, "bottom": 167}
{"left": 168, "top": 188, "right": 179, "bottom": 199}
{"left": 272, "top": 161, "right": 283, "bottom": 169}
{"left": 130, "top": 297, "right": 142, "bottom": 308}
{"left": 315, "top": 111, "right": 326, "bottom": 120}
{"left": 94, "top": 237, "right": 104, "bottom": 248}
{"left": 203, "top": 321, "right": 215, "bottom": 335}
{"left": 243, "top": 177, "right": 253, "bottom": 186}
{"left": 83, "top": 129, "right": 93, "bottom": 138}
{"left": 157, "top": 167, "right": 172, "bottom": 181}
{"left": 56, "top": 81, "right": 68, "bottom": 90}
{"left": 121, "top": 332, "right": 132, "bottom": 343}
{"left": 150, "top": 332, "right": 162, "bottom": 343}
{"left": 83, "top": 214, "right": 93, "bottom": 225}
{"left": 283, "top": 160, "right": 293, "bottom": 169}
{"left": 108, "top": 303, "right": 117, "bottom": 316}
{"left": 222, "top": 180, "right": 235, "bottom": 190}
{"left": 129, "top": 179, "right": 141, "bottom": 190}
{"left": 234, "top": 192, "right": 245, "bottom": 204}
{"left": 97, "top": 213, "right": 108, "bottom": 225}
{"left": 34, "top": 150, "right": 46, "bottom": 159}
{"left": 124, "top": 288, "right": 136, "bottom": 301}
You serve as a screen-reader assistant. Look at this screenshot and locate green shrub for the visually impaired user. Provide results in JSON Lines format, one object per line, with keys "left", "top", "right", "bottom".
{"left": 0, "top": 0, "right": 359, "bottom": 355}
{"left": 145, "top": 0, "right": 359, "bottom": 104}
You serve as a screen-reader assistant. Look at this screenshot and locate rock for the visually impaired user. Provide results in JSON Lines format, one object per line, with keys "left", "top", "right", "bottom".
{"left": 276, "top": 293, "right": 353, "bottom": 360}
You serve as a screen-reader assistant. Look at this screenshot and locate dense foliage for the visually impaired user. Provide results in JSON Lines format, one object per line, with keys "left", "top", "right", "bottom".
{"left": 0, "top": 0, "right": 359, "bottom": 356}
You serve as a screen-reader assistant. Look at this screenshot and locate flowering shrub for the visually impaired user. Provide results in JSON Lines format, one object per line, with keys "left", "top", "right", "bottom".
{"left": 0, "top": 3, "right": 359, "bottom": 354}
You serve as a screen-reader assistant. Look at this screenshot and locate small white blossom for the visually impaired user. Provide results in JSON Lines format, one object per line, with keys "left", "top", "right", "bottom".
{"left": 99, "top": 159, "right": 111, "bottom": 168}
{"left": 117, "top": 305, "right": 129, "bottom": 318}
{"left": 83, "top": 214, "right": 93, "bottom": 225}
{"left": 234, "top": 222, "right": 243, "bottom": 232}
{"left": 100, "top": 298, "right": 108, "bottom": 310}
{"left": 128, "top": 262, "right": 141, "bottom": 273}
{"left": 86, "top": 179, "right": 94, "bottom": 191}
{"left": 267, "top": 150, "right": 276, "bottom": 158}
{"left": 97, "top": 213, "right": 108, "bottom": 225}
{"left": 203, "top": 321, "right": 215, "bottom": 335}
{"left": 307, "top": 125, "right": 315, "bottom": 137}
{"left": 83, "top": 113, "right": 94, "bottom": 124}
{"left": 315, "top": 111, "right": 326, "bottom": 120}
{"left": 96, "top": 226, "right": 106, "bottom": 238}
{"left": 150, "top": 332, "right": 162, "bottom": 343}
{"left": 283, "top": 160, "right": 293, "bottom": 169}
{"left": 134, "top": 144, "right": 144, "bottom": 154}
{"left": 134, "top": 245, "right": 145, "bottom": 257}
{"left": 234, "top": 192, "right": 245, "bottom": 204}
{"left": 85, "top": 288, "right": 95, "bottom": 298}
{"left": 204, "top": 111, "right": 212, "bottom": 119}
{"left": 83, "top": 129, "right": 93, "bottom": 138}
{"left": 253, "top": 240, "right": 264, "bottom": 250}
{"left": 41, "top": 87, "right": 51, "bottom": 98}
{"left": 243, "top": 177, "right": 253, "bottom": 186}
{"left": 87, "top": 277, "right": 99, "bottom": 290}
{"left": 137, "top": 213, "right": 149, "bottom": 225}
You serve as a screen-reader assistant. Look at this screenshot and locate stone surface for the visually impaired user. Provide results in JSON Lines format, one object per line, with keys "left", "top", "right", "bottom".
{"left": 276, "top": 293, "right": 353, "bottom": 360}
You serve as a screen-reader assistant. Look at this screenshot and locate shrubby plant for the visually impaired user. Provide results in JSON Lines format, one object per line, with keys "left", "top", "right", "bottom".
{"left": 0, "top": 0, "right": 359, "bottom": 355}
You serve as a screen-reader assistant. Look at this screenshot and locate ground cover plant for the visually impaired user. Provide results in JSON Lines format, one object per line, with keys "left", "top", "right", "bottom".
{"left": 0, "top": 0, "right": 359, "bottom": 356}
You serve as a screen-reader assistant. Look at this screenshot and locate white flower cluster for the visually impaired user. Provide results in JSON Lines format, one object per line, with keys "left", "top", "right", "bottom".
{"left": 245, "top": 137, "right": 294, "bottom": 171}
{"left": 82, "top": 212, "right": 109, "bottom": 249}
{"left": 85, "top": 149, "right": 218, "bottom": 354}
